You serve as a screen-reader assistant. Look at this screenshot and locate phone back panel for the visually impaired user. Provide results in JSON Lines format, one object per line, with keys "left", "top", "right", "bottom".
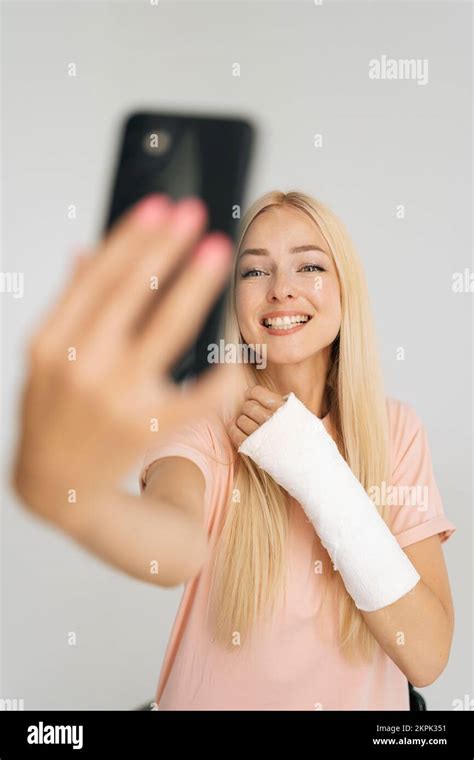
{"left": 102, "top": 111, "right": 255, "bottom": 381}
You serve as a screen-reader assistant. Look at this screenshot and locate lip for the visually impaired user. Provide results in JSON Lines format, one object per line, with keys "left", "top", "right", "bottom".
{"left": 260, "top": 311, "right": 313, "bottom": 336}
{"left": 260, "top": 310, "right": 313, "bottom": 321}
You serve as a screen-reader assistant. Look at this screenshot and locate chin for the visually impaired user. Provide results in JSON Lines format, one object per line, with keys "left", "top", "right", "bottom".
{"left": 265, "top": 348, "right": 316, "bottom": 365}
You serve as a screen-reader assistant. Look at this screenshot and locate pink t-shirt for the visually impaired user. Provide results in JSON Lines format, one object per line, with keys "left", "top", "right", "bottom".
{"left": 138, "top": 397, "right": 456, "bottom": 711}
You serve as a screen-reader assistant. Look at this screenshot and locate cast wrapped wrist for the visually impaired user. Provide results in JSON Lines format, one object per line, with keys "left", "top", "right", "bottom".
{"left": 238, "top": 392, "right": 420, "bottom": 612}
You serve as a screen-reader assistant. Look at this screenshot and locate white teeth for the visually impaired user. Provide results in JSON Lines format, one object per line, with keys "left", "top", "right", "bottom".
{"left": 263, "top": 315, "right": 310, "bottom": 328}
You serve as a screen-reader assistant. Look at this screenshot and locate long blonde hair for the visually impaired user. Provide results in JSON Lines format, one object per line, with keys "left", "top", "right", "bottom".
{"left": 206, "top": 190, "right": 390, "bottom": 663}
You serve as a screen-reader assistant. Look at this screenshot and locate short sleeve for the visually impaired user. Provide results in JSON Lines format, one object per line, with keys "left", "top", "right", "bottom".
{"left": 138, "top": 416, "right": 217, "bottom": 524}
{"left": 138, "top": 412, "right": 234, "bottom": 534}
{"left": 386, "top": 399, "right": 457, "bottom": 549}
{"left": 139, "top": 418, "right": 211, "bottom": 491}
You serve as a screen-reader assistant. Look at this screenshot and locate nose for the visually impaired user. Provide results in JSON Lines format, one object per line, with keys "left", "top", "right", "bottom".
{"left": 266, "top": 269, "right": 295, "bottom": 303}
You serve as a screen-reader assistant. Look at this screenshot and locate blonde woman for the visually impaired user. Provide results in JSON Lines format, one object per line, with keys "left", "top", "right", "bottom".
{"left": 13, "top": 191, "right": 456, "bottom": 711}
{"left": 139, "top": 190, "right": 456, "bottom": 711}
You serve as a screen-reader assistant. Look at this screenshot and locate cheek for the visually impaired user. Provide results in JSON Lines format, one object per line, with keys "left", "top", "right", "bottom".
{"left": 235, "top": 284, "right": 258, "bottom": 326}
{"left": 314, "top": 276, "right": 339, "bottom": 304}
{"left": 309, "top": 278, "right": 341, "bottom": 327}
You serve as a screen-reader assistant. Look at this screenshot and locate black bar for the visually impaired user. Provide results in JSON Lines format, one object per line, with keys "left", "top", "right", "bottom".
{"left": 0, "top": 709, "right": 473, "bottom": 757}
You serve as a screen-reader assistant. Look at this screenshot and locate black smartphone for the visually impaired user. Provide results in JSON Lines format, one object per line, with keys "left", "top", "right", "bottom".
{"left": 101, "top": 111, "right": 255, "bottom": 383}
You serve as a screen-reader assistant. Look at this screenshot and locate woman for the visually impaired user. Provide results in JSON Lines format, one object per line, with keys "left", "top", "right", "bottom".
{"left": 12, "top": 191, "right": 456, "bottom": 711}
{"left": 139, "top": 190, "right": 456, "bottom": 710}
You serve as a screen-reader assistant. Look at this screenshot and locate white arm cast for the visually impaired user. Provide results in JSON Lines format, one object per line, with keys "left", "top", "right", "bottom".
{"left": 238, "top": 392, "right": 420, "bottom": 612}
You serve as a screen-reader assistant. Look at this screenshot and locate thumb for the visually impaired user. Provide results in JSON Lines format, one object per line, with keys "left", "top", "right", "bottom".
{"left": 197, "top": 361, "right": 241, "bottom": 400}
{"left": 152, "top": 364, "right": 245, "bottom": 435}
{"left": 183, "top": 363, "right": 244, "bottom": 419}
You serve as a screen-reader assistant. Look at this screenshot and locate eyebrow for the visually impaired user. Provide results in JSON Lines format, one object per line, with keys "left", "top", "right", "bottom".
{"left": 238, "top": 244, "right": 330, "bottom": 260}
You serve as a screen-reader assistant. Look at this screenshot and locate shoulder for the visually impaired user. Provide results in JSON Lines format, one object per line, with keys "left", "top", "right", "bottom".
{"left": 386, "top": 395, "right": 424, "bottom": 433}
{"left": 383, "top": 396, "right": 457, "bottom": 547}
{"left": 153, "top": 408, "right": 231, "bottom": 453}
{"left": 139, "top": 408, "right": 234, "bottom": 490}
{"left": 385, "top": 396, "right": 425, "bottom": 450}
{"left": 384, "top": 396, "right": 432, "bottom": 478}
{"left": 204, "top": 409, "right": 235, "bottom": 461}
{"left": 177, "top": 409, "right": 235, "bottom": 467}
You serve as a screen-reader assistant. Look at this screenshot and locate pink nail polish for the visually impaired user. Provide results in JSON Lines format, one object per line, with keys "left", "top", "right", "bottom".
{"left": 193, "top": 233, "right": 233, "bottom": 268}
{"left": 170, "top": 197, "right": 206, "bottom": 232}
{"left": 133, "top": 194, "right": 170, "bottom": 225}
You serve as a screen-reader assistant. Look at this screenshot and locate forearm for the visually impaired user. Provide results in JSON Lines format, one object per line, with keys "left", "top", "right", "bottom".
{"left": 239, "top": 393, "right": 421, "bottom": 610}
{"left": 360, "top": 578, "right": 452, "bottom": 688}
{"left": 239, "top": 392, "right": 454, "bottom": 687}
{"left": 19, "top": 481, "right": 209, "bottom": 588}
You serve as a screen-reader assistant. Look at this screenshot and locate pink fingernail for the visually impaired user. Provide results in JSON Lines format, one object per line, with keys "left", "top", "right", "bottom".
{"left": 133, "top": 194, "right": 171, "bottom": 225}
{"left": 170, "top": 197, "right": 207, "bottom": 232}
{"left": 192, "top": 232, "right": 233, "bottom": 268}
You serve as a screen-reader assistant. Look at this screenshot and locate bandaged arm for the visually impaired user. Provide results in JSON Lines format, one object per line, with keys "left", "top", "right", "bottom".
{"left": 238, "top": 392, "right": 420, "bottom": 612}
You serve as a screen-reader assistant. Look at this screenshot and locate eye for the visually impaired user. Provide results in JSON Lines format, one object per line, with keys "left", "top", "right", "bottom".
{"left": 299, "top": 264, "right": 325, "bottom": 273}
{"left": 240, "top": 263, "right": 325, "bottom": 278}
{"left": 240, "top": 268, "right": 266, "bottom": 278}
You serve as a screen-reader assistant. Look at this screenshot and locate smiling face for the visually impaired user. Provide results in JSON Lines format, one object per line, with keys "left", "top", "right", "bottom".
{"left": 235, "top": 204, "right": 342, "bottom": 367}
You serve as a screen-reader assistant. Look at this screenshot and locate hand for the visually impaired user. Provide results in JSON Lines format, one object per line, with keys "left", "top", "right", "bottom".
{"left": 228, "top": 385, "right": 287, "bottom": 450}
{"left": 11, "top": 194, "right": 238, "bottom": 516}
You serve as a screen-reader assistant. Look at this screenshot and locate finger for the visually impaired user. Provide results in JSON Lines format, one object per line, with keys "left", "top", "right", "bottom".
{"left": 236, "top": 414, "right": 259, "bottom": 436}
{"left": 75, "top": 200, "right": 214, "bottom": 365}
{"left": 228, "top": 421, "right": 247, "bottom": 450}
{"left": 244, "top": 384, "right": 286, "bottom": 412}
{"left": 150, "top": 364, "right": 240, "bottom": 435}
{"left": 241, "top": 399, "right": 273, "bottom": 426}
{"left": 92, "top": 195, "right": 206, "bottom": 305}
{"left": 42, "top": 195, "right": 176, "bottom": 349}
{"left": 96, "top": 194, "right": 175, "bottom": 264}
{"left": 72, "top": 249, "right": 92, "bottom": 274}
{"left": 136, "top": 231, "right": 233, "bottom": 373}
{"left": 29, "top": 246, "right": 95, "bottom": 347}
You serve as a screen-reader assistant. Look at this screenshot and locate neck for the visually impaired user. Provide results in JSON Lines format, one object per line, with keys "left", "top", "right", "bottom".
{"left": 260, "top": 346, "right": 331, "bottom": 418}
